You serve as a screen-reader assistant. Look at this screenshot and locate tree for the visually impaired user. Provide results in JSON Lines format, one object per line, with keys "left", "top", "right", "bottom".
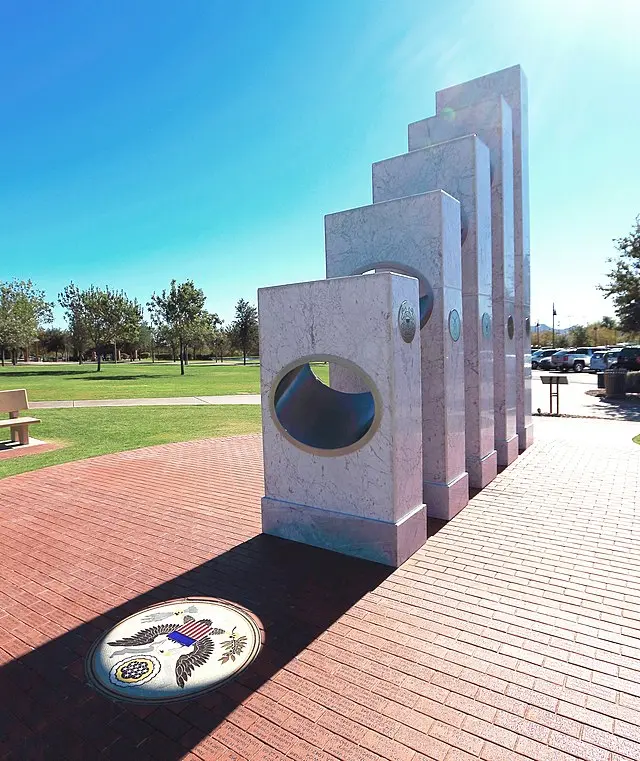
{"left": 0, "top": 279, "right": 53, "bottom": 365}
{"left": 103, "top": 292, "right": 143, "bottom": 363}
{"left": 211, "top": 326, "right": 233, "bottom": 363}
{"left": 38, "top": 327, "right": 66, "bottom": 360}
{"left": 599, "top": 216, "right": 640, "bottom": 334}
{"left": 59, "top": 284, "right": 141, "bottom": 371}
{"left": 148, "top": 280, "right": 208, "bottom": 375}
{"left": 570, "top": 325, "right": 590, "bottom": 346}
{"left": 230, "top": 299, "right": 258, "bottom": 365}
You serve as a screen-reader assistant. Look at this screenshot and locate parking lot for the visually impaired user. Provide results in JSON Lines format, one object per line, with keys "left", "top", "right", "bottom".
{"left": 532, "top": 368, "right": 640, "bottom": 421}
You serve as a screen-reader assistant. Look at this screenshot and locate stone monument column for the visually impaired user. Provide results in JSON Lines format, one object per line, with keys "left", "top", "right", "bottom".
{"left": 370, "top": 135, "right": 497, "bottom": 488}
{"left": 325, "top": 190, "right": 469, "bottom": 520}
{"left": 259, "top": 272, "right": 427, "bottom": 566}
{"left": 407, "top": 97, "right": 518, "bottom": 468}
{"left": 434, "top": 65, "right": 532, "bottom": 452}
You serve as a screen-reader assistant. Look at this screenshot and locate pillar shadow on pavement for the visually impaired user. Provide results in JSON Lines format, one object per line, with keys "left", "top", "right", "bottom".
{"left": 0, "top": 532, "right": 394, "bottom": 761}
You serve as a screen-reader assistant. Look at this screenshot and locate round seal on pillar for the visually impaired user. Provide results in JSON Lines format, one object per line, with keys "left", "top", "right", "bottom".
{"left": 507, "top": 315, "right": 515, "bottom": 339}
{"left": 398, "top": 301, "right": 417, "bottom": 343}
{"left": 449, "top": 309, "right": 461, "bottom": 342}
{"left": 481, "top": 312, "right": 491, "bottom": 339}
{"left": 525, "top": 316, "right": 531, "bottom": 336}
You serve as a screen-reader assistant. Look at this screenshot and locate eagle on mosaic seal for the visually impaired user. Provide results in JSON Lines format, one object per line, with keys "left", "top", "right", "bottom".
{"left": 107, "top": 615, "right": 225, "bottom": 687}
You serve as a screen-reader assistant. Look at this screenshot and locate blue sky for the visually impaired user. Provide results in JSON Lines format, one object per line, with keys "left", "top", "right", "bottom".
{"left": 2, "top": 0, "right": 639, "bottom": 331}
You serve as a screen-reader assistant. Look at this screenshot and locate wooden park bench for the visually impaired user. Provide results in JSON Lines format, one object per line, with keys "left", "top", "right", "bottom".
{"left": 0, "top": 389, "right": 40, "bottom": 445}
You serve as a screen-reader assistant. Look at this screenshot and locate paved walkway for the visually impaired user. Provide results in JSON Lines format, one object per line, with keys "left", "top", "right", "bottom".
{"left": 0, "top": 417, "right": 639, "bottom": 760}
{"left": 30, "top": 394, "right": 262, "bottom": 409}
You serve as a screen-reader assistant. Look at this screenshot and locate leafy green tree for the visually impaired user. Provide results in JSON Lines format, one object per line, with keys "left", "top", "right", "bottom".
{"left": 211, "top": 326, "right": 233, "bottom": 363}
{"left": 148, "top": 280, "right": 208, "bottom": 375}
{"left": 599, "top": 216, "right": 640, "bottom": 334}
{"left": 59, "top": 284, "right": 141, "bottom": 371}
{"left": 38, "top": 327, "right": 66, "bottom": 360}
{"left": 103, "top": 292, "right": 143, "bottom": 363}
{"left": 570, "top": 325, "right": 590, "bottom": 346}
{"left": 0, "top": 279, "right": 53, "bottom": 365}
{"left": 230, "top": 298, "right": 258, "bottom": 365}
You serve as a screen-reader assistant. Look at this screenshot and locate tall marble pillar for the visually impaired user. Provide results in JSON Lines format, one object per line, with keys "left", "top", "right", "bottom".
{"left": 434, "top": 65, "right": 532, "bottom": 452}
{"left": 407, "top": 98, "right": 518, "bottom": 468}
{"left": 259, "top": 272, "right": 427, "bottom": 567}
{"left": 370, "top": 136, "right": 498, "bottom": 487}
{"left": 325, "top": 190, "right": 469, "bottom": 520}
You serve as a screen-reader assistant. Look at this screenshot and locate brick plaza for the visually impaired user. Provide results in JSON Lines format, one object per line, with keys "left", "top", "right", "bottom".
{"left": 1, "top": 417, "right": 639, "bottom": 760}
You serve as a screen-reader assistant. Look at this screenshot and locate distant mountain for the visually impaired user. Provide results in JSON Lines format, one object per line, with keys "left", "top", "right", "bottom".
{"left": 535, "top": 324, "right": 574, "bottom": 334}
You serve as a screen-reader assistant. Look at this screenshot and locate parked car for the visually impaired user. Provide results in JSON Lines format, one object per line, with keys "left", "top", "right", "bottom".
{"left": 550, "top": 347, "right": 599, "bottom": 373}
{"left": 590, "top": 349, "right": 621, "bottom": 373}
{"left": 531, "top": 348, "right": 557, "bottom": 369}
{"left": 543, "top": 350, "right": 566, "bottom": 370}
{"left": 609, "top": 346, "right": 640, "bottom": 371}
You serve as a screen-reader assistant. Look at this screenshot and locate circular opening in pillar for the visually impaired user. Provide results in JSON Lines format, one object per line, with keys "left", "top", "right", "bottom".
{"left": 525, "top": 316, "right": 531, "bottom": 336}
{"left": 449, "top": 309, "right": 461, "bottom": 342}
{"left": 85, "top": 598, "right": 264, "bottom": 704}
{"left": 507, "top": 315, "right": 515, "bottom": 340}
{"left": 357, "top": 264, "right": 434, "bottom": 328}
{"left": 270, "top": 357, "right": 381, "bottom": 456}
{"left": 481, "top": 312, "right": 491, "bottom": 339}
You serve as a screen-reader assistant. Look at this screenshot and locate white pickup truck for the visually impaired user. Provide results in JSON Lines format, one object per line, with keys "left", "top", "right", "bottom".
{"left": 550, "top": 347, "right": 599, "bottom": 373}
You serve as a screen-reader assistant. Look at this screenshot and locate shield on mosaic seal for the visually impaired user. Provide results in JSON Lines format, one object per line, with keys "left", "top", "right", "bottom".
{"left": 86, "top": 597, "right": 263, "bottom": 704}
{"left": 398, "top": 300, "right": 417, "bottom": 343}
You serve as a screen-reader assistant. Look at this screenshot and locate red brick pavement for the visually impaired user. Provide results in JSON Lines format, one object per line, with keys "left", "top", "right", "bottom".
{"left": 0, "top": 418, "right": 639, "bottom": 761}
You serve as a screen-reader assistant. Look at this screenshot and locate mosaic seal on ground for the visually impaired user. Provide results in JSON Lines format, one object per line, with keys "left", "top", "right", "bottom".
{"left": 86, "top": 597, "right": 263, "bottom": 703}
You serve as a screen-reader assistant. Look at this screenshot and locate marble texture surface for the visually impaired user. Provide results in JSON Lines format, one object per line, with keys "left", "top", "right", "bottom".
{"left": 325, "top": 192, "right": 469, "bottom": 520}
{"left": 258, "top": 272, "right": 427, "bottom": 566}
{"left": 371, "top": 136, "right": 496, "bottom": 489}
{"left": 434, "top": 66, "right": 532, "bottom": 452}
{"left": 408, "top": 98, "right": 518, "bottom": 467}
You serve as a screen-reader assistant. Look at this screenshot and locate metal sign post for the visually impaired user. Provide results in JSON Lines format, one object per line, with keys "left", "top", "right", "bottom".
{"left": 540, "top": 375, "right": 568, "bottom": 414}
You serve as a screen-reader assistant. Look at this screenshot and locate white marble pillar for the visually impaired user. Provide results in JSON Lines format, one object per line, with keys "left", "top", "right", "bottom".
{"left": 259, "top": 272, "right": 427, "bottom": 567}
{"left": 434, "top": 66, "right": 532, "bottom": 452}
{"left": 325, "top": 191, "right": 469, "bottom": 520}
{"left": 370, "top": 137, "right": 497, "bottom": 488}
{"left": 407, "top": 99, "right": 518, "bottom": 468}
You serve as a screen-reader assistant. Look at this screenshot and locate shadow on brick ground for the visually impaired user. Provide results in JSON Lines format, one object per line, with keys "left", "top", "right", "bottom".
{"left": 0, "top": 532, "right": 413, "bottom": 760}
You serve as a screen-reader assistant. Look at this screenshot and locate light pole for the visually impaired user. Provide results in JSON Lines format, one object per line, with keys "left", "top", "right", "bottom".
{"left": 552, "top": 303, "right": 557, "bottom": 348}
{"left": 536, "top": 321, "right": 540, "bottom": 347}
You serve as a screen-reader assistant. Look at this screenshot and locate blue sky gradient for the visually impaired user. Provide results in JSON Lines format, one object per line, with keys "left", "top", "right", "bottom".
{"left": 2, "top": 0, "right": 639, "bottom": 330}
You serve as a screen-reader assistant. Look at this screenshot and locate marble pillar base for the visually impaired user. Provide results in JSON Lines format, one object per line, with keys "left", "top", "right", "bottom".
{"left": 424, "top": 471, "right": 469, "bottom": 521}
{"left": 261, "top": 497, "right": 427, "bottom": 568}
{"left": 497, "top": 434, "right": 519, "bottom": 468}
{"left": 467, "top": 449, "right": 498, "bottom": 490}
{"left": 518, "top": 423, "right": 534, "bottom": 452}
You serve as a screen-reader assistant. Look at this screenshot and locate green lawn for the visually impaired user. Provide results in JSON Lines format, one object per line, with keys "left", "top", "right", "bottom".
{"left": 0, "top": 361, "right": 330, "bottom": 402}
{"left": 0, "top": 406, "right": 262, "bottom": 479}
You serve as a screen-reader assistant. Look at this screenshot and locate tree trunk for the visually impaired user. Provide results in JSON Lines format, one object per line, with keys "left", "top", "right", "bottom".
{"left": 179, "top": 339, "right": 185, "bottom": 375}
{"left": 243, "top": 342, "right": 247, "bottom": 365}
{"left": 97, "top": 350, "right": 102, "bottom": 372}
{"left": 1, "top": 349, "right": 4, "bottom": 367}
{"left": 151, "top": 344, "right": 155, "bottom": 363}
{"left": 11, "top": 349, "right": 17, "bottom": 366}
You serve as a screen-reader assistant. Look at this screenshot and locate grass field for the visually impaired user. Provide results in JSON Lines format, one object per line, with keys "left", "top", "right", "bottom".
{"left": 0, "top": 361, "right": 330, "bottom": 401}
{"left": 0, "top": 406, "right": 262, "bottom": 479}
